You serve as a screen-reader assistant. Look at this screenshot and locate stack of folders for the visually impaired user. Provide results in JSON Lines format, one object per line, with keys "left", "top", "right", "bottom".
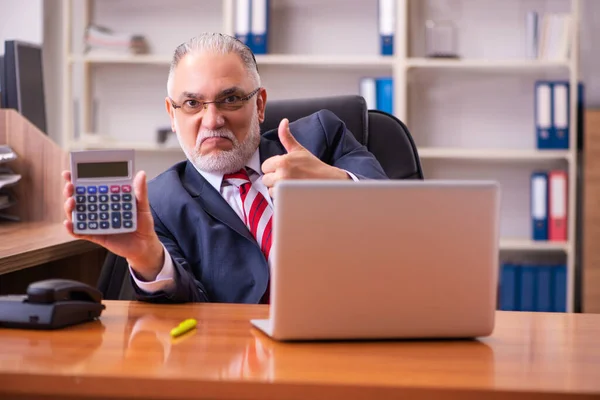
{"left": 235, "top": 0, "right": 269, "bottom": 55}
{"left": 499, "top": 263, "right": 566, "bottom": 312}
{"left": 233, "top": 0, "right": 396, "bottom": 56}
{"left": 0, "top": 145, "right": 20, "bottom": 221}
{"left": 534, "top": 80, "right": 584, "bottom": 150}
{"left": 525, "top": 11, "right": 572, "bottom": 60}
{"left": 359, "top": 77, "right": 393, "bottom": 114}
{"left": 531, "top": 170, "right": 567, "bottom": 242}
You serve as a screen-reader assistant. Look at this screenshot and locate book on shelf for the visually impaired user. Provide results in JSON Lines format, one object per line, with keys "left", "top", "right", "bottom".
{"left": 526, "top": 12, "right": 572, "bottom": 61}
{"left": 235, "top": 0, "right": 269, "bottom": 55}
{"left": 359, "top": 77, "right": 393, "bottom": 114}
{"left": 530, "top": 170, "right": 567, "bottom": 242}
{"left": 84, "top": 24, "right": 149, "bottom": 55}
{"left": 499, "top": 262, "right": 566, "bottom": 312}
{"left": 378, "top": 0, "right": 395, "bottom": 56}
{"left": 535, "top": 80, "right": 584, "bottom": 150}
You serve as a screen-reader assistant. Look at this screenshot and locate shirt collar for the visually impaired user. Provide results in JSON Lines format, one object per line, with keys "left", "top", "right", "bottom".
{"left": 190, "top": 148, "right": 262, "bottom": 193}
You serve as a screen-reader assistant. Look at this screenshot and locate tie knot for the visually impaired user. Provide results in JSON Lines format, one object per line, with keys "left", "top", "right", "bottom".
{"left": 223, "top": 168, "right": 250, "bottom": 187}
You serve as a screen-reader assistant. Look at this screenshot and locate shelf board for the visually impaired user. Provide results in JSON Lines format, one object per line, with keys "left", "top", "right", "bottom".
{"left": 417, "top": 147, "right": 572, "bottom": 161}
{"left": 255, "top": 54, "right": 394, "bottom": 67}
{"left": 70, "top": 53, "right": 171, "bottom": 64}
{"left": 69, "top": 139, "right": 183, "bottom": 152}
{"left": 406, "top": 58, "right": 570, "bottom": 70}
{"left": 499, "top": 238, "right": 569, "bottom": 252}
{"left": 70, "top": 53, "right": 395, "bottom": 68}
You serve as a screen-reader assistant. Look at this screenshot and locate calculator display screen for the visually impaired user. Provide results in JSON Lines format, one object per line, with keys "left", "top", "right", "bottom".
{"left": 77, "top": 161, "right": 129, "bottom": 178}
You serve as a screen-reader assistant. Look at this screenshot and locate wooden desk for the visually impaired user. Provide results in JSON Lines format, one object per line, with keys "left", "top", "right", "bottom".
{"left": 0, "top": 222, "right": 105, "bottom": 294}
{"left": 0, "top": 301, "right": 598, "bottom": 400}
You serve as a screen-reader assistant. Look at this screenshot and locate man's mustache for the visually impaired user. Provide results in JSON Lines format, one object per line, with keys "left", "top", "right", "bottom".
{"left": 197, "top": 130, "right": 237, "bottom": 145}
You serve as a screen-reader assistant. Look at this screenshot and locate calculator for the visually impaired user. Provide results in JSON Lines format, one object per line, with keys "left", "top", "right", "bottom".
{"left": 70, "top": 149, "right": 137, "bottom": 235}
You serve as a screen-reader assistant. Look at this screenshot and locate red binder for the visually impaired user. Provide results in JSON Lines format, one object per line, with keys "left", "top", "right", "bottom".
{"left": 548, "top": 170, "right": 568, "bottom": 241}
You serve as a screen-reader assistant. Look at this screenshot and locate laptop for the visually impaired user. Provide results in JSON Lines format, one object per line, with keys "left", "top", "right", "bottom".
{"left": 250, "top": 179, "right": 501, "bottom": 341}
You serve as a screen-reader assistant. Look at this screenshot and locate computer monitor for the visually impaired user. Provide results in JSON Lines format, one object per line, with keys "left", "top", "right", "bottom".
{"left": 2, "top": 40, "right": 47, "bottom": 134}
{"left": 0, "top": 55, "right": 5, "bottom": 108}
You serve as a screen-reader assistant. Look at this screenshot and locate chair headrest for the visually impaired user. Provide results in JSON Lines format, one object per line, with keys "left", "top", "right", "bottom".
{"left": 260, "top": 95, "right": 369, "bottom": 145}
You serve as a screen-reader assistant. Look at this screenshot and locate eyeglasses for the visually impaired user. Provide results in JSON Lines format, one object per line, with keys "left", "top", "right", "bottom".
{"left": 169, "top": 87, "right": 261, "bottom": 115}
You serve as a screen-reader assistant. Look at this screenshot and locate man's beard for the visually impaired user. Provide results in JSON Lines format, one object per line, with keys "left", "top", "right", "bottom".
{"left": 175, "top": 111, "right": 261, "bottom": 175}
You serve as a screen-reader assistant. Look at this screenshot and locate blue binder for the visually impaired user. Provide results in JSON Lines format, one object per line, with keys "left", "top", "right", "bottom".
{"left": 378, "top": 0, "right": 395, "bottom": 55}
{"left": 531, "top": 171, "right": 548, "bottom": 241}
{"left": 376, "top": 77, "right": 393, "bottom": 115}
{"left": 553, "top": 265, "right": 567, "bottom": 312}
{"left": 234, "top": 0, "right": 251, "bottom": 46}
{"left": 250, "top": 0, "right": 269, "bottom": 54}
{"left": 499, "top": 263, "right": 517, "bottom": 311}
{"left": 551, "top": 81, "right": 570, "bottom": 149}
{"left": 519, "top": 266, "right": 536, "bottom": 311}
{"left": 536, "top": 266, "right": 552, "bottom": 312}
{"left": 535, "top": 81, "right": 553, "bottom": 149}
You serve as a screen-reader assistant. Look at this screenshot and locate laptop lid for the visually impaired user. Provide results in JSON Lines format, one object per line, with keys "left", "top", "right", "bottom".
{"left": 266, "top": 180, "right": 500, "bottom": 341}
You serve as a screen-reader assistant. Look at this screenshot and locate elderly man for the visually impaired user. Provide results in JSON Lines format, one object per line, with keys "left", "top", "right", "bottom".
{"left": 62, "top": 33, "right": 388, "bottom": 303}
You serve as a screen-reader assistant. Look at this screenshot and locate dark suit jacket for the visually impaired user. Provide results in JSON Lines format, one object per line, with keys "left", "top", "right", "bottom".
{"left": 136, "top": 109, "right": 388, "bottom": 303}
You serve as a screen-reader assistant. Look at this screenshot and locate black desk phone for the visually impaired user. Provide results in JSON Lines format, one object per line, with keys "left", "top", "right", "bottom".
{"left": 0, "top": 279, "right": 105, "bottom": 329}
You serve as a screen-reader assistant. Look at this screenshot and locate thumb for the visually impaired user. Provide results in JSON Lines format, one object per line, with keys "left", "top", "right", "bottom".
{"left": 133, "top": 171, "right": 151, "bottom": 213}
{"left": 278, "top": 118, "right": 303, "bottom": 152}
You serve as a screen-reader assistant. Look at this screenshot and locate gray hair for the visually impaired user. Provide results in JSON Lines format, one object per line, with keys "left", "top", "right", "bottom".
{"left": 167, "top": 33, "right": 260, "bottom": 96}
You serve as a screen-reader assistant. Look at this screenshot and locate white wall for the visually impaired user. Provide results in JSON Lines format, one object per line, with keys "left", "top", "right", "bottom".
{"left": 0, "top": 0, "right": 43, "bottom": 50}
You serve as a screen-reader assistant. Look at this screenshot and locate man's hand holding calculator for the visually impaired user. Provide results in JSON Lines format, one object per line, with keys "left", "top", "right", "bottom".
{"left": 62, "top": 151, "right": 165, "bottom": 282}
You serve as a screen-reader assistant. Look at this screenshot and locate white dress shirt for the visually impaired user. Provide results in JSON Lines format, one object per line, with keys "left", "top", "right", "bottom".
{"left": 130, "top": 149, "right": 358, "bottom": 294}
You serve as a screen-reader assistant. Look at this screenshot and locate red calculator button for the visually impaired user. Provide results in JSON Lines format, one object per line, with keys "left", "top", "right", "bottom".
{"left": 110, "top": 185, "right": 121, "bottom": 193}
{"left": 121, "top": 185, "right": 132, "bottom": 193}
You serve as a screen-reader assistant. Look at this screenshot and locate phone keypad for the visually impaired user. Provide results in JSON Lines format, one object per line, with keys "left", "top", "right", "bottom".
{"left": 73, "top": 184, "right": 135, "bottom": 232}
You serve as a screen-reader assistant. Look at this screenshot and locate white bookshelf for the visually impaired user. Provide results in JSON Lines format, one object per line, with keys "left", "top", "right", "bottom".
{"left": 61, "top": 0, "right": 581, "bottom": 311}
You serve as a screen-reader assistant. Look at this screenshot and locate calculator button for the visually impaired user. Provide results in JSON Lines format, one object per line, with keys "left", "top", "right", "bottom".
{"left": 111, "top": 203, "right": 121, "bottom": 211}
{"left": 99, "top": 186, "right": 109, "bottom": 194}
{"left": 76, "top": 204, "right": 86, "bottom": 212}
{"left": 87, "top": 186, "right": 97, "bottom": 194}
{"left": 100, "top": 221, "right": 110, "bottom": 229}
{"left": 111, "top": 194, "right": 121, "bottom": 202}
{"left": 99, "top": 194, "right": 109, "bottom": 203}
{"left": 111, "top": 212, "right": 121, "bottom": 229}
{"left": 88, "top": 213, "right": 98, "bottom": 221}
{"left": 77, "top": 222, "right": 86, "bottom": 230}
{"left": 122, "top": 203, "right": 133, "bottom": 211}
{"left": 123, "top": 220, "right": 134, "bottom": 229}
{"left": 100, "top": 212, "right": 109, "bottom": 220}
{"left": 122, "top": 194, "right": 133, "bottom": 202}
{"left": 110, "top": 185, "right": 121, "bottom": 193}
{"left": 88, "top": 222, "right": 99, "bottom": 230}
{"left": 76, "top": 213, "right": 87, "bottom": 221}
{"left": 99, "top": 204, "right": 109, "bottom": 212}
{"left": 123, "top": 211, "right": 133, "bottom": 220}
{"left": 76, "top": 186, "right": 86, "bottom": 195}
{"left": 76, "top": 195, "right": 86, "bottom": 203}
{"left": 88, "top": 204, "right": 98, "bottom": 212}
{"left": 88, "top": 195, "right": 98, "bottom": 203}
{"left": 122, "top": 185, "right": 132, "bottom": 193}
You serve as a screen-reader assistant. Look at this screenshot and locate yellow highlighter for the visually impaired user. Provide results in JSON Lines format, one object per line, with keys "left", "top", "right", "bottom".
{"left": 170, "top": 318, "right": 197, "bottom": 338}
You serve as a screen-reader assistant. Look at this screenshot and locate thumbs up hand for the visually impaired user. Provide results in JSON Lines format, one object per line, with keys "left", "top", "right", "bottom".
{"left": 261, "top": 118, "right": 350, "bottom": 198}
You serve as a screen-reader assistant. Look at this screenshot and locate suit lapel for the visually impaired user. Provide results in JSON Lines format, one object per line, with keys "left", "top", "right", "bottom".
{"left": 259, "top": 134, "right": 287, "bottom": 164}
{"left": 182, "top": 162, "right": 254, "bottom": 243}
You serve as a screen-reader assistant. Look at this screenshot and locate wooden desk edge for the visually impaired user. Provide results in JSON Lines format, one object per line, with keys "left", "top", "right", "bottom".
{"left": 0, "top": 239, "right": 100, "bottom": 275}
{"left": 1, "top": 373, "right": 599, "bottom": 400}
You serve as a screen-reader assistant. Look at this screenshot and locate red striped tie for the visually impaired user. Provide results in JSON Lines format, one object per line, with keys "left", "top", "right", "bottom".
{"left": 224, "top": 168, "right": 273, "bottom": 303}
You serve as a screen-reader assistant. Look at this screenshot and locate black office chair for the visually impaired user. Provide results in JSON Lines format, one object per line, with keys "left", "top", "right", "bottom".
{"left": 97, "top": 94, "right": 424, "bottom": 300}
{"left": 262, "top": 95, "right": 423, "bottom": 180}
